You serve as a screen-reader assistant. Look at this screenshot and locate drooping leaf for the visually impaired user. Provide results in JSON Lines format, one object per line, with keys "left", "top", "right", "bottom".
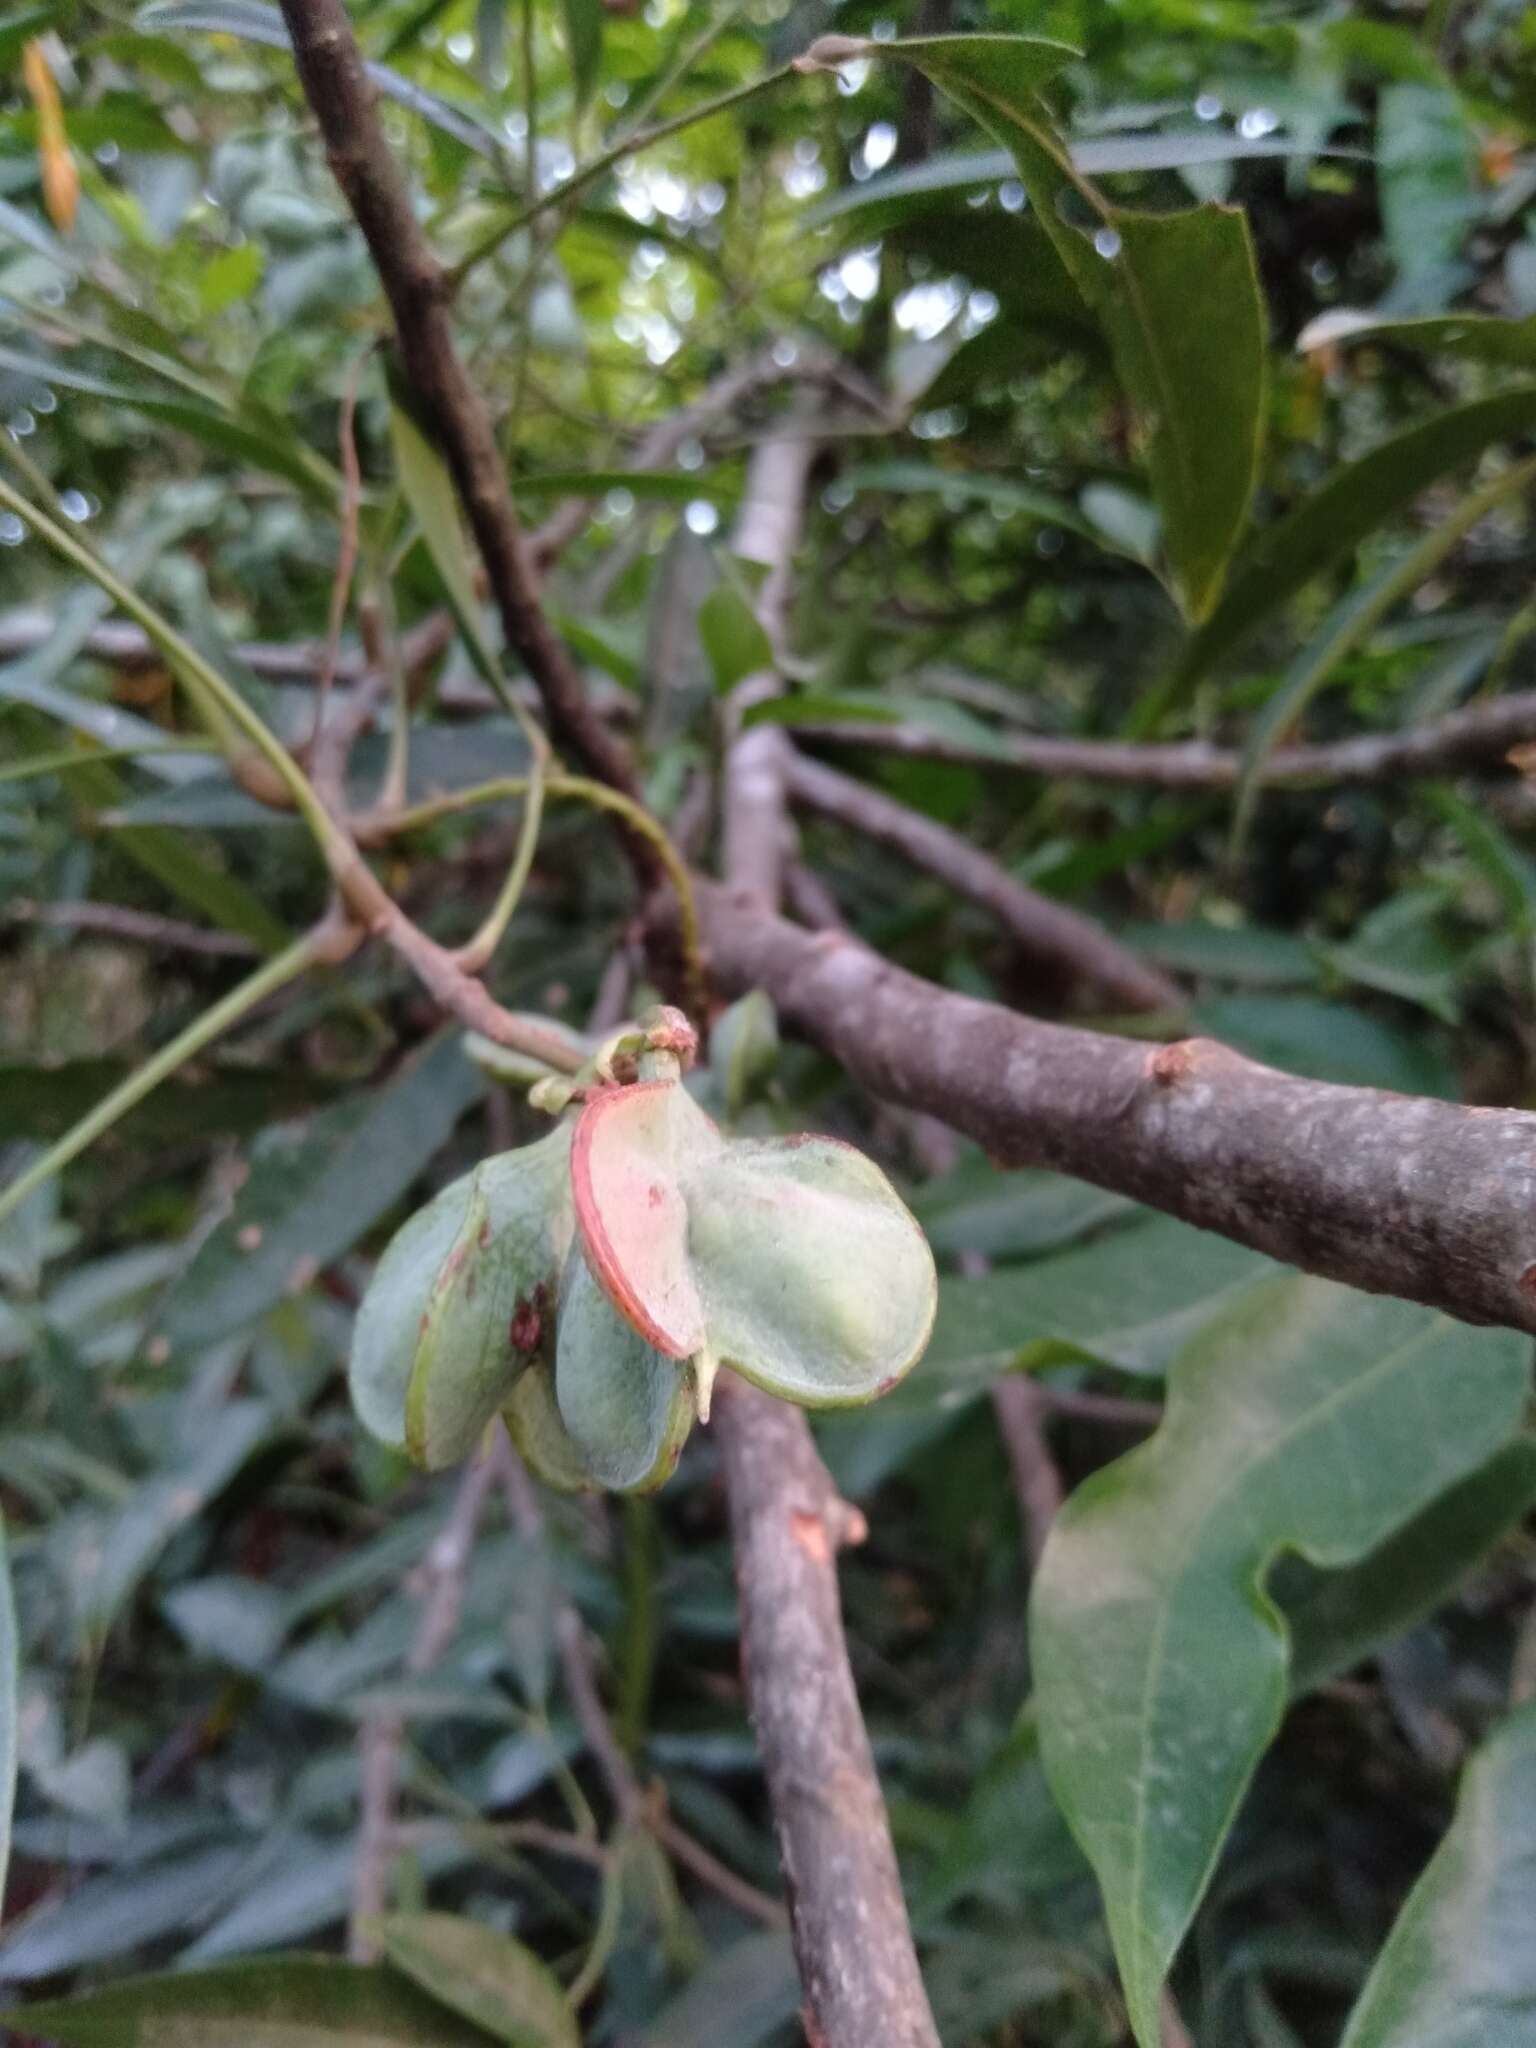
{"left": 1338, "top": 1702, "right": 1536, "bottom": 2048}
{"left": 852, "top": 34, "right": 1266, "bottom": 621}
{"left": 1031, "top": 1274, "right": 1530, "bottom": 2048}
{"left": 378, "top": 1910, "right": 579, "bottom": 2047}
{"left": 5, "top": 1955, "right": 503, "bottom": 2044}
{"left": 162, "top": 1033, "right": 482, "bottom": 1346}
{"left": 0, "top": 1841, "right": 253, "bottom": 1981}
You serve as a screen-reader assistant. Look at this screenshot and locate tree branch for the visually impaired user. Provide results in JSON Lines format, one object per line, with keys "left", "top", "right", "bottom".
{"left": 790, "top": 687, "right": 1536, "bottom": 788}
{"left": 277, "top": 0, "right": 640, "bottom": 808}
{"left": 713, "top": 1380, "right": 939, "bottom": 2048}
{"left": 712, "top": 440, "right": 941, "bottom": 2048}
{"left": 696, "top": 884, "right": 1536, "bottom": 1336}
{"left": 784, "top": 750, "right": 1181, "bottom": 1014}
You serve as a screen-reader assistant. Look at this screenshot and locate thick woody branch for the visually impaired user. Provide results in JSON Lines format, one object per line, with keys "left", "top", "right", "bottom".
{"left": 277, "top": 0, "right": 639, "bottom": 806}
{"left": 791, "top": 686, "right": 1536, "bottom": 788}
{"left": 697, "top": 885, "right": 1536, "bottom": 1337}
{"left": 784, "top": 750, "right": 1181, "bottom": 1013}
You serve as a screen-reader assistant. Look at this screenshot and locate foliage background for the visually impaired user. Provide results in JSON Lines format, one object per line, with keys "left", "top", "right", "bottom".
{"left": 2, "top": 0, "right": 1536, "bottom": 2042}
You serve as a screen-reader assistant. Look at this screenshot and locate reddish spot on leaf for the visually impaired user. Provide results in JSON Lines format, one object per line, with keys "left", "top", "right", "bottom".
{"left": 510, "top": 1286, "right": 548, "bottom": 1353}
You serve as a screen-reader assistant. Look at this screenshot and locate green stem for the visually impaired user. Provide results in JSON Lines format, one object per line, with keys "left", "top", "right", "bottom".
{"left": 0, "top": 929, "right": 322, "bottom": 1228}
{"left": 0, "top": 474, "right": 351, "bottom": 869}
{"left": 379, "top": 772, "right": 705, "bottom": 1017}
{"left": 454, "top": 744, "right": 548, "bottom": 971}
{"left": 0, "top": 738, "right": 218, "bottom": 785}
{"left": 619, "top": 0, "right": 748, "bottom": 140}
{"left": 450, "top": 64, "right": 794, "bottom": 287}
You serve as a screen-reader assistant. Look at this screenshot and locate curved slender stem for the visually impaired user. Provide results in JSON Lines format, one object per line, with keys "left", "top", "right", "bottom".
{"left": 0, "top": 926, "right": 330, "bottom": 1228}
{"left": 0, "top": 474, "right": 351, "bottom": 868}
{"left": 371, "top": 773, "right": 706, "bottom": 1018}
{"left": 0, "top": 738, "right": 218, "bottom": 785}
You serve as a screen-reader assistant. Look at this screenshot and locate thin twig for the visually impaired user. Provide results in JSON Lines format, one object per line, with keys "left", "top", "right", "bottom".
{"left": 790, "top": 686, "right": 1536, "bottom": 789}
{"left": 352, "top": 1448, "right": 503, "bottom": 1958}
{"left": 278, "top": 0, "right": 643, "bottom": 814}
{"left": 785, "top": 750, "right": 1181, "bottom": 1013}
{"left": 309, "top": 351, "right": 368, "bottom": 787}
{"left": 490, "top": 1438, "right": 787, "bottom": 1932}
{"left": 5, "top": 899, "right": 261, "bottom": 958}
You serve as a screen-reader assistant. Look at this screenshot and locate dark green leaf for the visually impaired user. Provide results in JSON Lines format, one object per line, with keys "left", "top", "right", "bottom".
{"left": 697, "top": 579, "right": 772, "bottom": 694}
{"left": 1287, "top": 1440, "right": 1536, "bottom": 1694}
{"left": 868, "top": 34, "right": 1266, "bottom": 620}
{"left": 1339, "top": 1701, "right": 1536, "bottom": 2047}
{"left": 558, "top": 0, "right": 602, "bottom": 112}
{"left": 1152, "top": 386, "right": 1536, "bottom": 716}
{"left": 1032, "top": 1275, "right": 1530, "bottom": 2048}
{"left": 161, "top": 1033, "right": 482, "bottom": 1344}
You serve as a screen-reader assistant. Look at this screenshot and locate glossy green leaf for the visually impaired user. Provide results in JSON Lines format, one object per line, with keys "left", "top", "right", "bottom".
{"left": 554, "top": 1246, "right": 692, "bottom": 1491}
{"left": 1031, "top": 1275, "right": 1530, "bottom": 2048}
{"left": 1152, "top": 385, "right": 1536, "bottom": 716}
{"left": 1339, "top": 1701, "right": 1536, "bottom": 2047}
{"left": 6, "top": 1955, "right": 502, "bottom": 2044}
{"left": 861, "top": 34, "right": 1266, "bottom": 620}
{"left": 379, "top": 1910, "right": 578, "bottom": 2047}
{"left": 841, "top": 460, "right": 1090, "bottom": 537}
{"left": 163, "top": 1033, "right": 481, "bottom": 1346}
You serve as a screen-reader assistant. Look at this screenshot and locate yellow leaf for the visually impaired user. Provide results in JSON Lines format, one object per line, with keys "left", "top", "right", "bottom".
{"left": 22, "top": 38, "right": 77, "bottom": 235}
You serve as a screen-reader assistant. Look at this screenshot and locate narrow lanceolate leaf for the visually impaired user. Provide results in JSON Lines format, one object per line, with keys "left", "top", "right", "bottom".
{"left": 1298, "top": 307, "right": 1536, "bottom": 368}
{"left": 837, "top": 34, "right": 1265, "bottom": 623}
{"left": 163, "top": 1033, "right": 481, "bottom": 1347}
{"left": 4, "top": 1955, "right": 502, "bottom": 2046}
{"left": 1339, "top": 1702, "right": 1536, "bottom": 2048}
{"left": 378, "top": 1910, "right": 580, "bottom": 2048}
{"left": 0, "top": 1520, "right": 15, "bottom": 1914}
{"left": 1030, "top": 1274, "right": 1530, "bottom": 2048}
{"left": 1149, "top": 384, "right": 1536, "bottom": 718}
